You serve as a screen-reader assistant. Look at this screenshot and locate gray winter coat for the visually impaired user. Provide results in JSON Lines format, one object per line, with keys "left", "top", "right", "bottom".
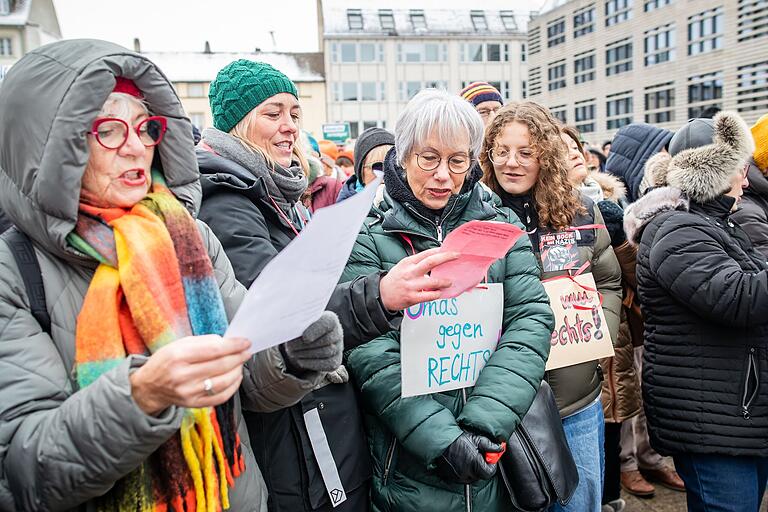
{"left": 0, "top": 39, "right": 322, "bottom": 511}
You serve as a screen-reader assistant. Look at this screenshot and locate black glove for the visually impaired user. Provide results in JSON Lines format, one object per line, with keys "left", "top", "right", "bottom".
{"left": 597, "top": 200, "right": 626, "bottom": 247}
{"left": 280, "top": 311, "right": 343, "bottom": 373}
{"left": 434, "top": 432, "right": 503, "bottom": 484}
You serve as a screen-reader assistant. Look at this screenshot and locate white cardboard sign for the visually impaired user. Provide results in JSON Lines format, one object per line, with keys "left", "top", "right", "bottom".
{"left": 400, "top": 283, "right": 504, "bottom": 398}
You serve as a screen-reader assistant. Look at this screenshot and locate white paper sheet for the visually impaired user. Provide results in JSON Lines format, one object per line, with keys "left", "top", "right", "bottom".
{"left": 225, "top": 176, "right": 382, "bottom": 353}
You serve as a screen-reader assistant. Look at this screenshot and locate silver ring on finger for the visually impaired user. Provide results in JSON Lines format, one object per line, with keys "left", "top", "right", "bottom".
{"left": 203, "top": 377, "right": 214, "bottom": 396}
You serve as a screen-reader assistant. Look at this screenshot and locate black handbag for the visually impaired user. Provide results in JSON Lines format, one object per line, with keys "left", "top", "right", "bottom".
{"left": 498, "top": 380, "right": 579, "bottom": 512}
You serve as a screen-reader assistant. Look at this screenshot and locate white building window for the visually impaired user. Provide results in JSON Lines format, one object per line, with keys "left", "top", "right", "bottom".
{"left": 522, "top": 80, "right": 528, "bottom": 99}
{"left": 575, "top": 100, "right": 597, "bottom": 133}
{"left": 501, "top": 10, "right": 518, "bottom": 31}
{"left": 471, "top": 10, "right": 488, "bottom": 31}
{"left": 547, "top": 17, "right": 566, "bottom": 47}
{"left": 574, "top": 5, "right": 596, "bottom": 38}
{"left": 606, "top": 91, "right": 633, "bottom": 129}
{"left": 521, "top": 43, "right": 527, "bottom": 62}
{"left": 189, "top": 112, "right": 207, "bottom": 129}
{"left": 644, "top": 24, "right": 675, "bottom": 66}
{"left": 688, "top": 7, "right": 724, "bottom": 56}
{"left": 0, "top": 0, "right": 9, "bottom": 16}
{"left": 551, "top": 105, "right": 567, "bottom": 123}
{"left": 461, "top": 43, "right": 509, "bottom": 62}
{"left": 605, "top": 0, "right": 632, "bottom": 27}
{"left": 342, "top": 82, "right": 358, "bottom": 101}
{"left": 0, "top": 38, "right": 11, "bottom": 57}
{"left": 574, "top": 51, "right": 596, "bottom": 84}
{"left": 687, "top": 71, "right": 723, "bottom": 118}
{"left": 644, "top": 82, "right": 675, "bottom": 123}
{"left": 399, "top": 43, "right": 446, "bottom": 63}
{"left": 410, "top": 10, "right": 427, "bottom": 30}
{"left": 644, "top": 0, "right": 672, "bottom": 12}
{"left": 736, "top": 61, "right": 768, "bottom": 114}
{"left": 333, "top": 43, "right": 383, "bottom": 63}
{"left": 347, "top": 9, "right": 363, "bottom": 30}
{"left": 548, "top": 61, "right": 567, "bottom": 91}
{"left": 379, "top": 9, "right": 395, "bottom": 30}
{"left": 187, "top": 83, "right": 206, "bottom": 98}
{"left": 606, "top": 38, "right": 633, "bottom": 76}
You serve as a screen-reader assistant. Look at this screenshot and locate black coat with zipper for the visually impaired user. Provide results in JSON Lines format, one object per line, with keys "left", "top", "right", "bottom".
{"left": 197, "top": 148, "right": 397, "bottom": 512}
{"left": 626, "top": 187, "right": 768, "bottom": 456}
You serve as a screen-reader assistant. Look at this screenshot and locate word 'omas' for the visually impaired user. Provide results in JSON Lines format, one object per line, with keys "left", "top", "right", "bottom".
{"left": 406, "top": 298, "right": 485, "bottom": 350}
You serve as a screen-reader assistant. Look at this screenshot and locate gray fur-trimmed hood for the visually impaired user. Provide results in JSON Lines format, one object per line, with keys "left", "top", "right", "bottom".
{"left": 624, "top": 186, "right": 689, "bottom": 246}
{"left": 636, "top": 111, "right": 754, "bottom": 204}
{"left": 0, "top": 39, "right": 200, "bottom": 263}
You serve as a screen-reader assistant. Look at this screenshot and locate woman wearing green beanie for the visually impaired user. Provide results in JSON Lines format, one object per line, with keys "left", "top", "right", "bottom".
{"left": 198, "top": 59, "right": 458, "bottom": 512}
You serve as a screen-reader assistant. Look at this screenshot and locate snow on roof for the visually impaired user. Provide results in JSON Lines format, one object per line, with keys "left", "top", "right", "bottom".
{"left": 323, "top": 7, "right": 529, "bottom": 37}
{"left": 0, "top": 0, "right": 31, "bottom": 26}
{"left": 141, "top": 51, "right": 325, "bottom": 84}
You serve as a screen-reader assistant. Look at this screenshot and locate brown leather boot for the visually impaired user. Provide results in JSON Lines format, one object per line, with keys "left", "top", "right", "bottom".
{"left": 641, "top": 467, "right": 686, "bottom": 492}
{"left": 620, "top": 470, "right": 655, "bottom": 497}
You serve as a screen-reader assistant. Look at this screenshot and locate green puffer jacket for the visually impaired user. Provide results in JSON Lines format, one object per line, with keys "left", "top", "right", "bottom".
{"left": 340, "top": 184, "right": 555, "bottom": 512}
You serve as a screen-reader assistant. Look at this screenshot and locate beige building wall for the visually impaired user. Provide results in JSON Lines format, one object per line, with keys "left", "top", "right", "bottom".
{"left": 174, "top": 80, "right": 327, "bottom": 137}
{"left": 527, "top": 0, "right": 766, "bottom": 145}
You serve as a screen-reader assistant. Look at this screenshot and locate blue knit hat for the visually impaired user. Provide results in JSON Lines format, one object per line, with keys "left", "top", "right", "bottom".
{"left": 209, "top": 59, "right": 298, "bottom": 132}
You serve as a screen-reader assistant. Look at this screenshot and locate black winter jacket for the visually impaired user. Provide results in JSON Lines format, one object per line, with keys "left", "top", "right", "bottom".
{"left": 197, "top": 148, "right": 397, "bottom": 512}
{"left": 626, "top": 187, "right": 768, "bottom": 457}
{"left": 605, "top": 123, "right": 673, "bottom": 203}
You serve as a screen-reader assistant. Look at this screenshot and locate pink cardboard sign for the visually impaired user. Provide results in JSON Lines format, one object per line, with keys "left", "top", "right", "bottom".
{"left": 431, "top": 220, "right": 525, "bottom": 298}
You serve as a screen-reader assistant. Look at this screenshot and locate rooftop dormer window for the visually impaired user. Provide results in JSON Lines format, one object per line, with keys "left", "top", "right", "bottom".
{"left": 410, "top": 10, "right": 427, "bottom": 30}
{"left": 471, "top": 10, "right": 488, "bottom": 31}
{"left": 500, "top": 10, "right": 518, "bottom": 30}
{"left": 347, "top": 9, "right": 363, "bottom": 30}
{"left": 379, "top": 9, "right": 395, "bottom": 30}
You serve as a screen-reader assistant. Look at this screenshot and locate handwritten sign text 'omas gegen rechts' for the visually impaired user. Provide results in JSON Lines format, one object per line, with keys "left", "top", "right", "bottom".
{"left": 400, "top": 284, "right": 503, "bottom": 397}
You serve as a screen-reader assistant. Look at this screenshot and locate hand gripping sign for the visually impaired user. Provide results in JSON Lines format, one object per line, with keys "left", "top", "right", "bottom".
{"left": 542, "top": 271, "right": 614, "bottom": 370}
{"left": 400, "top": 283, "right": 504, "bottom": 398}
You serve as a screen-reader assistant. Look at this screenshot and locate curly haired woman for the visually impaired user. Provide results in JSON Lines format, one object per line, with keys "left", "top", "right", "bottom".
{"left": 480, "top": 101, "right": 622, "bottom": 512}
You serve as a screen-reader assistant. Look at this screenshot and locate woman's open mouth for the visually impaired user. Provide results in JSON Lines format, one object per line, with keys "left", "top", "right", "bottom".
{"left": 118, "top": 169, "right": 147, "bottom": 187}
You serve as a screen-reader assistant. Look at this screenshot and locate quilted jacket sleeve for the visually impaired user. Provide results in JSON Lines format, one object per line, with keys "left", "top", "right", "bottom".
{"left": 343, "top": 226, "right": 465, "bottom": 467}
{"left": 648, "top": 214, "right": 768, "bottom": 327}
{"left": 732, "top": 200, "right": 768, "bottom": 260}
{"left": 457, "top": 215, "right": 555, "bottom": 440}
{"left": 589, "top": 205, "right": 623, "bottom": 345}
{"left": 200, "top": 221, "right": 325, "bottom": 413}
{"left": 0, "top": 242, "right": 184, "bottom": 511}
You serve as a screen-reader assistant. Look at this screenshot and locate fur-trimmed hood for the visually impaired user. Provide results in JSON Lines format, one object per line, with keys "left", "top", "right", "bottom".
{"left": 637, "top": 112, "right": 754, "bottom": 203}
{"left": 624, "top": 186, "right": 689, "bottom": 246}
{"left": 589, "top": 170, "right": 627, "bottom": 204}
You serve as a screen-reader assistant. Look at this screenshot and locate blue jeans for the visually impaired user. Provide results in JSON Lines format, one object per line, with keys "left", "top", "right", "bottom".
{"left": 674, "top": 453, "right": 768, "bottom": 512}
{"left": 550, "top": 399, "right": 605, "bottom": 512}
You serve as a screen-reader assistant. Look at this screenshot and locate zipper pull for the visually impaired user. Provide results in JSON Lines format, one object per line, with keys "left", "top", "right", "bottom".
{"left": 524, "top": 202, "right": 532, "bottom": 225}
{"left": 437, "top": 225, "right": 443, "bottom": 243}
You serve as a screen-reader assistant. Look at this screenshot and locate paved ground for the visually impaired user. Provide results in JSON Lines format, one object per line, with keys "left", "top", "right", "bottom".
{"left": 621, "top": 484, "right": 768, "bottom": 511}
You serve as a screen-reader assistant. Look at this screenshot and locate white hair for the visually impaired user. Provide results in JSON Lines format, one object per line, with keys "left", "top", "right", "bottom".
{"left": 394, "top": 88, "right": 484, "bottom": 168}
{"left": 98, "top": 92, "right": 149, "bottom": 118}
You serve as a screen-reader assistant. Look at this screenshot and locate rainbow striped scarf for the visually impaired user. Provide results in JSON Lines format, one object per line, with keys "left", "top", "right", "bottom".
{"left": 68, "top": 171, "right": 244, "bottom": 512}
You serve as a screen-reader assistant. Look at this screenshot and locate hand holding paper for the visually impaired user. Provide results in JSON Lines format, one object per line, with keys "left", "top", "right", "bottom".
{"left": 430, "top": 220, "right": 525, "bottom": 298}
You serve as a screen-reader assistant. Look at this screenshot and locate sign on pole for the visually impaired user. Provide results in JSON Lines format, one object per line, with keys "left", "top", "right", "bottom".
{"left": 322, "top": 122, "right": 351, "bottom": 144}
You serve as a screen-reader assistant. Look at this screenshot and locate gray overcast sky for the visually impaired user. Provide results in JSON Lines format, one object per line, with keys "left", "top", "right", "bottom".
{"left": 52, "top": 0, "right": 543, "bottom": 53}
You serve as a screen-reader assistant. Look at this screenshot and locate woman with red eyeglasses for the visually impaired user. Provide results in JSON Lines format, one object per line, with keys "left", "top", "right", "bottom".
{"left": 0, "top": 39, "right": 342, "bottom": 511}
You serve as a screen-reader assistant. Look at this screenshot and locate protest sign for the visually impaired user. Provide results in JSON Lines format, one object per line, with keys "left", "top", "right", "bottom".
{"left": 430, "top": 220, "right": 524, "bottom": 298}
{"left": 543, "top": 273, "right": 614, "bottom": 370}
{"left": 400, "top": 283, "right": 503, "bottom": 397}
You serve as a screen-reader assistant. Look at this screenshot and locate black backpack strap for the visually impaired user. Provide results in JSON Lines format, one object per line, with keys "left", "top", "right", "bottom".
{"left": 1, "top": 227, "right": 51, "bottom": 335}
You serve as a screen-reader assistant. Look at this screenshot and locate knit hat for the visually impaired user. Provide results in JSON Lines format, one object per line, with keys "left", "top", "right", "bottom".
{"left": 318, "top": 139, "right": 339, "bottom": 161}
{"left": 113, "top": 77, "right": 143, "bottom": 98}
{"left": 668, "top": 118, "right": 715, "bottom": 157}
{"left": 354, "top": 127, "right": 395, "bottom": 181}
{"left": 751, "top": 113, "right": 768, "bottom": 171}
{"left": 208, "top": 59, "right": 298, "bottom": 132}
{"left": 459, "top": 81, "right": 503, "bottom": 108}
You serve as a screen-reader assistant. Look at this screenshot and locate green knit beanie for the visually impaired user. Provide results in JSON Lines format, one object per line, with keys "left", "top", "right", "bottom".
{"left": 209, "top": 59, "right": 298, "bottom": 133}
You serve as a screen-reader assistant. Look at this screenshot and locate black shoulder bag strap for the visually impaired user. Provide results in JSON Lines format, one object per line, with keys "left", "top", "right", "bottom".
{"left": 1, "top": 226, "right": 51, "bottom": 335}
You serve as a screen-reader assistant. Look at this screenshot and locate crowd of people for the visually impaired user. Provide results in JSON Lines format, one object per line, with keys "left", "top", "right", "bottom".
{"left": 0, "top": 38, "right": 766, "bottom": 512}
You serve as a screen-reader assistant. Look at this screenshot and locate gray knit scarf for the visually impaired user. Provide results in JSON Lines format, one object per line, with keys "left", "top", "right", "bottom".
{"left": 202, "top": 127, "right": 308, "bottom": 208}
